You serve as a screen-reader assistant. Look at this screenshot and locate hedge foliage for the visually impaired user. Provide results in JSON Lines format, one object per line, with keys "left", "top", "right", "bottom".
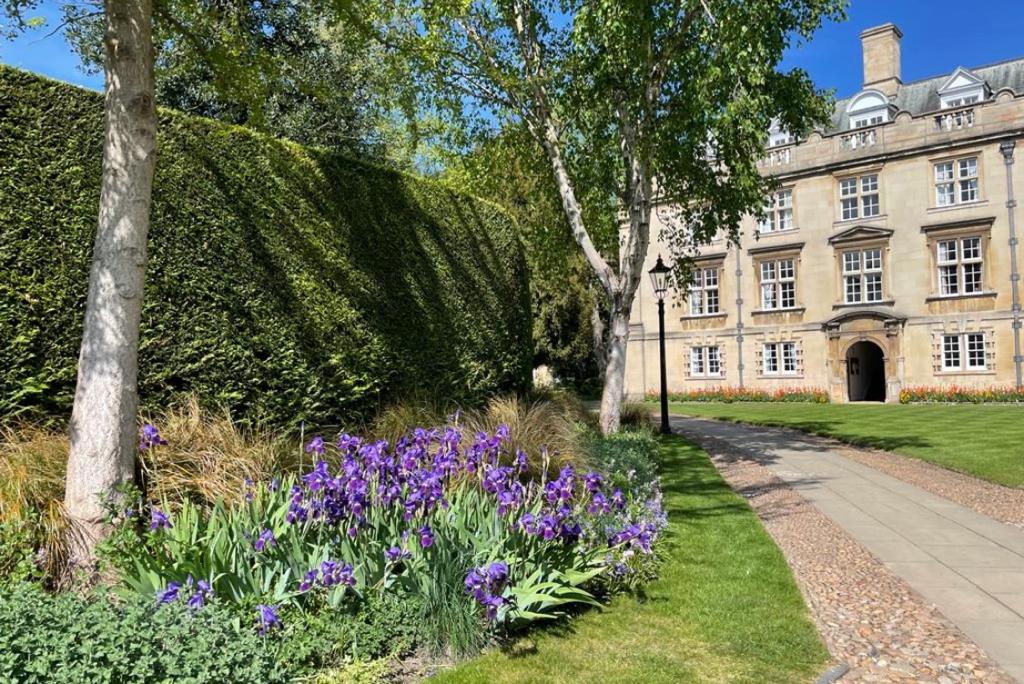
{"left": 0, "top": 67, "right": 532, "bottom": 426}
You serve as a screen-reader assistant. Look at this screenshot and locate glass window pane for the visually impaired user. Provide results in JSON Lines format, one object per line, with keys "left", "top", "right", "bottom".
{"left": 963, "top": 262, "right": 982, "bottom": 293}
{"left": 761, "top": 283, "right": 776, "bottom": 309}
{"left": 958, "top": 157, "right": 977, "bottom": 178}
{"left": 761, "top": 262, "right": 775, "bottom": 281}
{"left": 843, "top": 252, "right": 860, "bottom": 273}
{"left": 940, "top": 264, "right": 959, "bottom": 295}
{"left": 967, "top": 334, "right": 986, "bottom": 368}
{"left": 691, "top": 347, "right": 704, "bottom": 375}
{"left": 781, "top": 281, "right": 796, "bottom": 308}
{"left": 935, "top": 161, "right": 954, "bottom": 182}
{"left": 938, "top": 240, "right": 957, "bottom": 263}
{"left": 763, "top": 343, "right": 778, "bottom": 373}
{"left": 936, "top": 182, "right": 955, "bottom": 206}
{"left": 943, "top": 335, "right": 961, "bottom": 370}
{"left": 708, "top": 347, "right": 721, "bottom": 375}
{"left": 960, "top": 178, "right": 979, "bottom": 202}
{"left": 779, "top": 259, "right": 795, "bottom": 280}
{"left": 962, "top": 237, "right": 981, "bottom": 260}
{"left": 703, "top": 268, "right": 718, "bottom": 287}
{"left": 864, "top": 249, "right": 882, "bottom": 271}
{"left": 845, "top": 275, "right": 861, "bottom": 303}
{"left": 841, "top": 198, "right": 858, "bottom": 220}
{"left": 782, "top": 343, "right": 797, "bottom": 372}
{"left": 840, "top": 178, "right": 857, "bottom": 196}
{"left": 861, "top": 175, "right": 878, "bottom": 193}
{"left": 706, "top": 289, "right": 719, "bottom": 314}
{"left": 865, "top": 273, "right": 883, "bottom": 301}
{"left": 862, "top": 194, "right": 880, "bottom": 217}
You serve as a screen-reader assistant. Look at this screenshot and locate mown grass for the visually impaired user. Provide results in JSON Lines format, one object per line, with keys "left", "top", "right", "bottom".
{"left": 661, "top": 402, "right": 1024, "bottom": 488}
{"left": 432, "top": 436, "right": 829, "bottom": 684}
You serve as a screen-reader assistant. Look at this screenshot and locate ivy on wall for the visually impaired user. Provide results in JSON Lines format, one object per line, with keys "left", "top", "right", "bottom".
{"left": 0, "top": 67, "right": 532, "bottom": 427}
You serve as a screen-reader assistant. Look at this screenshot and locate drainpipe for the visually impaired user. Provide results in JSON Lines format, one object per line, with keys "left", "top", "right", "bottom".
{"left": 1000, "top": 140, "right": 1023, "bottom": 389}
{"left": 735, "top": 259, "right": 745, "bottom": 388}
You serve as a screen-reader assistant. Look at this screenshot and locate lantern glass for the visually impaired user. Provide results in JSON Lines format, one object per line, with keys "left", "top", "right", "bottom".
{"left": 648, "top": 255, "right": 671, "bottom": 300}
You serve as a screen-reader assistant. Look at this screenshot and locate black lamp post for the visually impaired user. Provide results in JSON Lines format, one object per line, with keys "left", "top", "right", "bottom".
{"left": 648, "top": 255, "right": 672, "bottom": 435}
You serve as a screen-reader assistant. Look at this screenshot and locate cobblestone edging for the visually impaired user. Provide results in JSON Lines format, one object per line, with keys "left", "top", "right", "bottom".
{"left": 685, "top": 430, "right": 1014, "bottom": 683}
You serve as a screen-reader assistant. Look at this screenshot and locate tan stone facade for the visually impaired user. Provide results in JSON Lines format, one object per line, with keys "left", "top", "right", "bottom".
{"left": 626, "top": 24, "right": 1024, "bottom": 402}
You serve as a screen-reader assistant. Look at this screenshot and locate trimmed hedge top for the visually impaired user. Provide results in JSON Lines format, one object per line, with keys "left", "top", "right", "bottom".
{"left": 0, "top": 66, "right": 532, "bottom": 427}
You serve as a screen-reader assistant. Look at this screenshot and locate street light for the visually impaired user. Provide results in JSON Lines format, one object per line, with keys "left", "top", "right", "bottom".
{"left": 648, "top": 255, "right": 672, "bottom": 435}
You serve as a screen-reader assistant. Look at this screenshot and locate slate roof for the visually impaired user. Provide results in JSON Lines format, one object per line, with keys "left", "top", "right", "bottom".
{"left": 825, "top": 56, "right": 1024, "bottom": 133}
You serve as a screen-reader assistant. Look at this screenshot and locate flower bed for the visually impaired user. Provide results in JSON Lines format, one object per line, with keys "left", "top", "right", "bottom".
{"left": 97, "top": 420, "right": 666, "bottom": 665}
{"left": 899, "top": 385, "right": 1024, "bottom": 404}
{"left": 654, "top": 387, "right": 829, "bottom": 404}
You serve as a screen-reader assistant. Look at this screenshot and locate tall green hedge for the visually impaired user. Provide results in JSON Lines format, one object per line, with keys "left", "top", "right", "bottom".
{"left": 0, "top": 67, "right": 532, "bottom": 427}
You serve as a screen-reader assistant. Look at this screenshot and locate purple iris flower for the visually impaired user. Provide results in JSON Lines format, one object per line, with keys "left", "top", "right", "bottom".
{"left": 305, "top": 436, "right": 325, "bottom": 455}
{"left": 584, "top": 472, "right": 604, "bottom": 492}
{"left": 139, "top": 423, "right": 168, "bottom": 451}
{"left": 156, "top": 582, "right": 180, "bottom": 605}
{"left": 518, "top": 512, "right": 538, "bottom": 535}
{"left": 419, "top": 525, "right": 434, "bottom": 548}
{"left": 385, "top": 546, "right": 410, "bottom": 563}
{"left": 253, "top": 528, "right": 276, "bottom": 552}
{"left": 256, "top": 604, "right": 281, "bottom": 635}
{"left": 611, "top": 488, "right": 626, "bottom": 510}
{"left": 298, "top": 569, "right": 318, "bottom": 592}
{"left": 514, "top": 449, "right": 528, "bottom": 473}
{"left": 149, "top": 507, "right": 172, "bottom": 531}
{"left": 186, "top": 577, "right": 213, "bottom": 610}
{"left": 485, "top": 561, "right": 508, "bottom": 587}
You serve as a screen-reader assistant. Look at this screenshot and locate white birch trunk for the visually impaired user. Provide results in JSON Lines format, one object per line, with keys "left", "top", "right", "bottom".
{"left": 598, "top": 306, "right": 631, "bottom": 434}
{"left": 64, "top": 0, "right": 156, "bottom": 568}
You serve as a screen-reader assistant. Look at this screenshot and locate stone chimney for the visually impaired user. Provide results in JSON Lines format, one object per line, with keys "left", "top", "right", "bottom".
{"left": 860, "top": 23, "right": 902, "bottom": 97}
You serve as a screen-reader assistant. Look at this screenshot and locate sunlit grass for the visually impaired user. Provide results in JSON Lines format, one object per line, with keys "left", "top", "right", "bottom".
{"left": 662, "top": 402, "right": 1024, "bottom": 488}
{"left": 433, "top": 436, "right": 829, "bottom": 684}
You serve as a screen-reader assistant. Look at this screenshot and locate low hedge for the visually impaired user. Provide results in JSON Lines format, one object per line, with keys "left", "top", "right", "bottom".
{"left": 0, "top": 66, "right": 532, "bottom": 427}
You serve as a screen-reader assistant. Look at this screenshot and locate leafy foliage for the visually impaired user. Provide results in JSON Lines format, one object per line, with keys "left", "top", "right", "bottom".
{"left": 0, "top": 66, "right": 532, "bottom": 427}
{"left": 0, "top": 584, "right": 291, "bottom": 683}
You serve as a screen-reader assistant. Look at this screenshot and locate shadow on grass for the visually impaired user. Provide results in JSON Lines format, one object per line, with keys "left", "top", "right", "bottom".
{"left": 679, "top": 415, "right": 935, "bottom": 457}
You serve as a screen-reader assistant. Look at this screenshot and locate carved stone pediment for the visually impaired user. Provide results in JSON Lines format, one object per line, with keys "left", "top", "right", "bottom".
{"left": 828, "top": 225, "right": 894, "bottom": 246}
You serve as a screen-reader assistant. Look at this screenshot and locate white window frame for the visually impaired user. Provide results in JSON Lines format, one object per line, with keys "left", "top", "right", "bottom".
{"left": 690, "top": 346, "right": 723, "bottom": 378}
{"left": 838, "top": 174, "right": 880, "bottom": 221}
{"left": 759, "top": 258, "right": 797, "bottom": 311}
{"left": 758, "top": 189, "right": 794, "bottom": 233}
{"left": 936, "top": 236, "right": 983, "bottom": 296}
{"left": 762, "top": 341, "right": 798, "bottom": 376}
{"left": 934, "top": 156, "right": 979, "bottom": 207}
{"left": 852, "top": 113, "right": 885, "bottom": 128}
{"left": 941, "top": 333, "right": 987, "bottom": 371}
{"left": 842, "top": 248, "right": 884, "bottom": 304}
{"left": 688, "top": 267, "right": 720, "bottom": 316}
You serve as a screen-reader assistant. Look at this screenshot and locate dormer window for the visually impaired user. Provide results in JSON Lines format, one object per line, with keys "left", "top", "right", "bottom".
{"left": 938, "top": 67, "right": 988, "bottom": 109}
{"left": 846, "top": 89, "right": 891, "bottom": 130}
{"left": 767, "top": 118, "right": 796, "bottom": 148}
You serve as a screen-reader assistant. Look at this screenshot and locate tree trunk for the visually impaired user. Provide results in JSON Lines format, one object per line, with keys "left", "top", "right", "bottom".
{"left": 598, "top": 304, "right": 631, "bottom": 434}
{"left": 591, "top": 297, "right": 607, "bottom": 380}
{"left": 64, "top": 0, "right": 156, "bottom": 570}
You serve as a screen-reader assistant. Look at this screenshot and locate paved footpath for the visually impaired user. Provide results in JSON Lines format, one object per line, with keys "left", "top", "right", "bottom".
{"left": 670, "top": 416, "right": 1024, "bottom": 683}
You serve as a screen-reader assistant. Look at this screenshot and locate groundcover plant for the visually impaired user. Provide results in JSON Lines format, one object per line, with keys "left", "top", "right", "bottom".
{"left": 103, "top": 419, "right": 667, "bottom": 651}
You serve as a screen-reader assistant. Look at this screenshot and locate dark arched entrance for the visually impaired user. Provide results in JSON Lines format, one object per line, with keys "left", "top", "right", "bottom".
{"left": 847, "top": 341, "right": 886, "bottom": 402}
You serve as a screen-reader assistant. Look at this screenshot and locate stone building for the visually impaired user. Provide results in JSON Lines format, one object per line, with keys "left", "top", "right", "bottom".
{"left": 626, "top": 23, "right": 1024, "bottom": 403}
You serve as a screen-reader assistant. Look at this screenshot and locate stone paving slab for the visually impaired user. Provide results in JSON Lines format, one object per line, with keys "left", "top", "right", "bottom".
{"left": 671, "top": 415, "right": 1024, "bottom": 683}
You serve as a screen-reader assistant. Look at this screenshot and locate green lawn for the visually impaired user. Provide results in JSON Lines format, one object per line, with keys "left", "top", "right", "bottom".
{"left": 661, "top": 402, "right": 1024, "bottom": 488}
{"left": 433, "top": 436, "right": 829, "bottom": 684}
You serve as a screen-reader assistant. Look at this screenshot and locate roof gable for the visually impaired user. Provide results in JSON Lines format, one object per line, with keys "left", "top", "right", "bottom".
{"left": 938, "top": 67, "right": 985, "bottom": 94}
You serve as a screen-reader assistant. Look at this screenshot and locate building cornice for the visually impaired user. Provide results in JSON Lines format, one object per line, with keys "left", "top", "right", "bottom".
{"left": 920, "top": 216, "right": 996, "bottom": 234}
{"left": 747, "top": 241, "right": 806, "bottom": 256}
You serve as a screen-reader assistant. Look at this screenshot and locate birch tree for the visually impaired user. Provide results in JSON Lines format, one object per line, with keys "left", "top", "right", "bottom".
{"left": 350, "top": 0, "right": 843, "bottom": 432}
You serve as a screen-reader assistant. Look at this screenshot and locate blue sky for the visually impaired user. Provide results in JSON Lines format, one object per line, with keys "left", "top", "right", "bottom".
{"left": 2, "top": 1, "right": 1023, "bottom": 97}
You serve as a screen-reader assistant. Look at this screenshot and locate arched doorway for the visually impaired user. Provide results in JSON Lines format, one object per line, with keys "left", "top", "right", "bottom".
{"left": 847, "top": 341, "right": 886, "bottom": 402}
